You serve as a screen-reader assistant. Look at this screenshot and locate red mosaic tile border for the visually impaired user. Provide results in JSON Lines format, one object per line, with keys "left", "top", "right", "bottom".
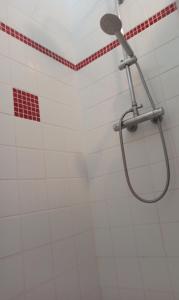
{"left": 13, "top": 88, "right": 40, "bottom": 122}
{"left": 0, "top": 2, "right": 177, "bottom": 71}
{"left": 76, "top": 2, "right": 177, "bottom": 70}
{"left": 0, "top": 23, "right": 76, "bottom": 70}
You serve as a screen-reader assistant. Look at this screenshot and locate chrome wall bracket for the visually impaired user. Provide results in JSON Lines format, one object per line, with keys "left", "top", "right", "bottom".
{"left": 119, "top": 56, "right": 137, "bottom": 70}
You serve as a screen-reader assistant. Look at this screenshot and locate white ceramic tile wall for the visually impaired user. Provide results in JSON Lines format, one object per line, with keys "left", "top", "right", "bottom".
{"left": 1, "top": 1, "right": 179, "bottom": 300}
{"left": 0, "top": 3, "right": 100, "bottom": 300}
{"left": 79, "top": 3, "right": 179, "bottom": 300}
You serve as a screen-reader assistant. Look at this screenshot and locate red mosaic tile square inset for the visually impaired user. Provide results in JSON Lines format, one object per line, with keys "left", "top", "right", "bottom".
{"left": 13, "top": 88, "right": 40, "bottom": 122}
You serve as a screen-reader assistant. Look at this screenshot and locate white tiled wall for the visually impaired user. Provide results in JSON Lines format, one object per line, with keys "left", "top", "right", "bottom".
{"left": 79, "top": 2, "right": 179, "bottom": 300}
{"left": 1, "top": 1, "right": 179, "bottom": 300}
{"left": 0, "top": 4, "right": 100, "bottom": 300}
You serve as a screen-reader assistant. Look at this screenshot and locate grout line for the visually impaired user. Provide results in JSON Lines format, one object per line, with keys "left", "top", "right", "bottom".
{"left": 41, "top": 111, "right": 58, "bottom": 300}
{"left": 0, "top": 228, "right": 94, "bottom": 260}
{"left": 13, "top": 104, "right": 26, "bottom": 297}
{"left": 0, "top": 2, "right": 177, "bottom": 71}
{"left": 0, "top": 110, "right": 82, "bottom": 132}
{"left": 0, "top": 51, "right": 74, "bottom": 87}
{"left": 87, "top": 155, "right": 179, "bottom": 180}
{"left": 0, "top": 175, "right": 87, "bottom": 181}
{"left": 0, "top": 142, "right": 82, "bottom": 153}
{"left": 86, "top": 123, "right": 179, "bottom": 153}
{"left": 0, "top": 142, "right": 83, "bottom": 155}
{"left": 80, "top": 40, "right": 179, "bottom": 94}
{"left": 0, "top": 230, "right": 93, "bottom": 298}
{"left": 0, "top": 200, "right": 93, "bottom": 221}
{"left": 156, "top": 205, "right": 176, "bottom": 298}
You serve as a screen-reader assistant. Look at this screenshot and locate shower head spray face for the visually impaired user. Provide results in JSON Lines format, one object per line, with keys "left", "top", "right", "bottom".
{"left": 100, "top": 13, "right": 134, "bottom": 57}
{"left": 100, "top": 13, "right": 122, "bottom": 35}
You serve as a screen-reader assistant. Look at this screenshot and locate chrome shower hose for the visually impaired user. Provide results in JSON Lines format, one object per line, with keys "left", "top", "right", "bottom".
{"left": 118, "top": 63, "right": 170, "bottom": 203}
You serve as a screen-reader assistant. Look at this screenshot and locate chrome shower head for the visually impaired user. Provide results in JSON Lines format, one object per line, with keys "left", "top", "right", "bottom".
{"left": 100, "top": 13, "right": 122, "bottom": 35}
{"left": 118, "top": 0, "right": 125, "bottom": 5}
{"left": 100, "top": 13, "right": 134, "bottom": 57}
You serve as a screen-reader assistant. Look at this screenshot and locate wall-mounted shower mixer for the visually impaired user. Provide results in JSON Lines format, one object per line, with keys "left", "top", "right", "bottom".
{"left": 113, "top": 106, "right": 165, "bottom": 132}
{"left": 100, "top": 13, "right": 170, "bottom": 203}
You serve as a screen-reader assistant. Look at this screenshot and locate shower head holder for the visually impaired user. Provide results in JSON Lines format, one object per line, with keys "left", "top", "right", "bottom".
{"left": 119, "top": 56, "right": 138, "bottom": 70}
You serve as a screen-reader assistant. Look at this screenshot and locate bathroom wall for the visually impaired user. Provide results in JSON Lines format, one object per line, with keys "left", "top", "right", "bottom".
{"left": 1, "top": 1, "right": 179, "bottom": 300}
{"left": 79, "top": 1, "right": 179, "bottom": 300}
{"left": 0, "top": 3, "right": 101, "bottom": 300}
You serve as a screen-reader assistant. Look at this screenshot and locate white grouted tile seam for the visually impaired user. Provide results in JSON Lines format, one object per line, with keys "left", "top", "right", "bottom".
{"left": 0, "top": 233, "right": 98, "bottom": 299}
{"left": 14, "top": 104, "right": 26, "bottom": 298}
{"left": 0, "top": 228, "right": 95, "bottom": 260}
{"left": 0, "top": 50, "right": 74, "bottom": 87}
{"left": 88, "top": 39, "right": 179, "bottom": 84}
{"left": 84, "top": 99, "right": 179, "bottom": 131}
{"left": 0, "top": 199, "right": 94, "bottom": 220}
{"left": 130, "top": 212, "right": 148, "bottom": 299}
{"left": 42, "top": 125, "right": 58, "bottom": 300}
{"left": 42, "top": 121, "right": 52, "bottom": 266}
{"left": 79, "top": 31, "right": 179, "bottom": 93}
{"left": 87, "top": 153, "right": 173, "bottom": 174}
{"left": 156, "top": 204, "right": 176, "bottom": 299}
{"left": 82, "top": 62, "right": 179, "bottom": 114}
{"left": 86, "top": 157, "right": 177, "bottom": 180}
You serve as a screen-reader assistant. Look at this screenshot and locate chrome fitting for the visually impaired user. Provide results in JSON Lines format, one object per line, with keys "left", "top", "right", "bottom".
{"left": 113, "top": 107, "right": 165, "bottom": 132}
{"left": 119, "top": 56, "right": 137, "bottom": 70}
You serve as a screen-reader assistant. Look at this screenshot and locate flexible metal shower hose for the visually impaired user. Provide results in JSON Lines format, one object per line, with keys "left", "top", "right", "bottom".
{"left": 118, "top": 63, "right": 170, "bottom": 203}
